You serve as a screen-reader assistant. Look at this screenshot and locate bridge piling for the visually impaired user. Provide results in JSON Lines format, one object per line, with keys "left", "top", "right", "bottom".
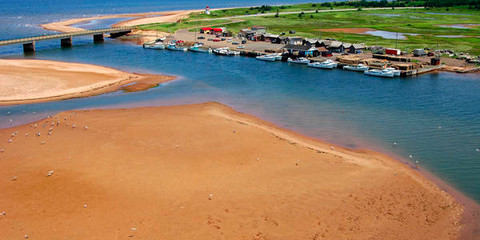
{"left": 23, "top": 42, "right": 35, "bottom": 53}
{"left": 61, "top": 37, "right": 72, "bottom": 48}
{"left": 93, "top": 34, "right": 104, "bottom": 43}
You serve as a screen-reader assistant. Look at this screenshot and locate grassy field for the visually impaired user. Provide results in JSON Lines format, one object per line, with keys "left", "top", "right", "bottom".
{"left": 138, "top": 5, "right": 480, "bottom": 55}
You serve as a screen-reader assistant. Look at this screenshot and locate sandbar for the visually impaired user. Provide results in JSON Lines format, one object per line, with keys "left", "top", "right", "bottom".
{"left": 0, "top": 102, "right": 466, "bottom": 239}
{"left": 0, "top": 59, "right": 175, "bottom": 105}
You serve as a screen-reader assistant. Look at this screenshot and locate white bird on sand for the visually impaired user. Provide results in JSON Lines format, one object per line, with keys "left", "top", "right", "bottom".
{"left": 131, "top": 228, "right": 137, "bottom": 231}
{"left": 233, "top": 129, "right": 236, "bottom": 133}
{"left": 256, "top": 157, "right": 260, "bottom": 161}
{"left": 72, "top": 124, "right": 76, "bottom": 128}
{"left": 41, "top": 141, "right": 45, "bottom": 145}
{"left": 208, "top": 193, "right": 214, "bottom": 200}
{"left": 84, "top": 126, "right": 88, "bottom": 130}
{"left": 48, "top": 131, "right": 52, "bottom": 135}
{"left": 7, "top": 139, "right": 12, "bottom": 143}
{"left": 84, "top": 204, "right": 88, "bottom": 208}
{"left": 0, "top": 148, "right": 4, "bottom": 153}
{"left": 46, "top": 170, "right": 55, "bottom": 177}
{"left": 1, "top": 211, "right": 5, "bottom": 215}
{"left": 33, "top": 123, "right": 37, "bottom": 128}
{"left": 330, "top": 146, "right": 334, "bottom": 150}
{"left": 37, "top": 132, "right": 41, "bottom": 136}
{"left": 24, "top": 235, "right": 28, "bottom": 239}
{"left": 25, "top": 133, "right": 29, "bottom": 137}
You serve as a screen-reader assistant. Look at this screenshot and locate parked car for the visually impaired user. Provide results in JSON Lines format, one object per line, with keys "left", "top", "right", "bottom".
{"left": 197, "top": 36, "right": 205, "bottom": 39}
{"left": 232, "top": 42, "right": 239, "bottom": 45}
{"left": 207, "top": 38, "right": 214, "bottom": 41}
{"left": 237, "top": 45, "right": 245, "bottom": 49}
{"left": 221, "top": 38, "right": 226, "bottom": 41}
{"left": 241, "top": 40, "right": 247, "bottom": 44}
{"left": 213, "top": 39, "right": 221, "bottom": 42}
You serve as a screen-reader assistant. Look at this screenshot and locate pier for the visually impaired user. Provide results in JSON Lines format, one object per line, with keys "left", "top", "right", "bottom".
{"left": 0, "top": 26, "right": 135, "bottom": 53}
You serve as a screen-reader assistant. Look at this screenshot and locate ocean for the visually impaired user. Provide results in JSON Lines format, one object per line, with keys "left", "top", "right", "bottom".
{"left": 1, "top": 0, "right": 480, "bottom": 203}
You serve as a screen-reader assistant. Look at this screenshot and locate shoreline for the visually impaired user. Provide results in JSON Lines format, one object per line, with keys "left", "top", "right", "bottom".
{"left": 0, "top": 59, "right": 175, "bottom": 106}
{"left": 0, "top": 102, "right": 470, "bottom": 239}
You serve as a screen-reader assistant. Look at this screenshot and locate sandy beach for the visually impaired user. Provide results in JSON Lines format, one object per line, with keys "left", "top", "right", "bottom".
{"left": 0, "top": 102, "right": 466, "bottom": 239}
{"left": 0, "top": 59, "right": 175, "bottom": 105}
{"left": 40, "top": 10, "right": 200, "bottom": 33}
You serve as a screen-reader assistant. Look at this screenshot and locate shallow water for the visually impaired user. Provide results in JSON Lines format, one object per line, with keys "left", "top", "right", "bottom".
{"left": 1, "top": 0, "right": 480, "bottom": 204}
{"left": 364, "top": 30, "right": 408, "bottom": 39}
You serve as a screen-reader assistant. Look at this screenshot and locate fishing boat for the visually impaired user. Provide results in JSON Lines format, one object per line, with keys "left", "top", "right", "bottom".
{"left": 384, "top": 67, "right": 401, "bottom": 76}
{"left": 167, "top": 43, "right": 188, "bottom": 52}
{"left": 364, "top": 69, "right": 395, "bottom": 78}
{"left": 308, "top": 59, "right": 338, "bottom": 69}
{"left": 143, "top": 42, "right": 165, "bottom": 50}
{"left": 256, "top": 55, "right": 277, "bottom": 62}
{"left": 213, "top": 47, "right": 239, "bottom": 56}
{"left": 189, "top": 44, "right": 211, "bottom": 53}
{"left": 343, "top": 63, "right": 369, "bottom": 72}
{"left": 287, "top": 57, "right": 310, "bottom": 64}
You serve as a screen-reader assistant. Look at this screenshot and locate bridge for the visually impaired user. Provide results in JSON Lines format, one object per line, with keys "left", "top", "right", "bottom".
{"left": 0, "top": 26, "right": 135, "bottom": 53}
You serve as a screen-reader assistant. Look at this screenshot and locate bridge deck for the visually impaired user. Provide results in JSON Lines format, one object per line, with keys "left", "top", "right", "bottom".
{"left": 0, "top": 26, "right": 135, "bottom": 46}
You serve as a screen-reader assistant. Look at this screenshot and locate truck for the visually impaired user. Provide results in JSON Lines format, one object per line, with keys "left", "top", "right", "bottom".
{"left": 385, "top": 48, "right": 401, "bottom": 55}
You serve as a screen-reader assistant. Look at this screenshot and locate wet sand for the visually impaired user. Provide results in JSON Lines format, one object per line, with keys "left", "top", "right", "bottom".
{"left": 0, "top": 102, "right": 466, "bottom": 239}
{"left": 0, "top": 59, "right": 175, "bottom": 105}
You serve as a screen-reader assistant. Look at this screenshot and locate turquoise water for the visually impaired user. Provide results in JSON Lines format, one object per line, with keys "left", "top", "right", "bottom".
{"left": 1, "top": 0, "right": 480, "bottom": 204}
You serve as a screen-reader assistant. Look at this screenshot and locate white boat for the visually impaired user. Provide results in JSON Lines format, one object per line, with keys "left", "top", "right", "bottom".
{"left": 167, "top": 44, "right": 188, "bottom": 51}
{"left": 143, "top": 42, "right": 165, "bottom": 50}
{"left": 256, "top": 55, "right": 277, "bottom": 62}
{"left": 343, "top": 64, "right": 369, "bottom": 72}
{"left": 308, "top": 59, "right": 338, "bottom": 69}
{"left": 287, "top": 57, "right": 310, "bottom": 64}
{"left": 264, "top": 53, "right": 282, "bottom": 61}
{"left": 213, "top": 48, "right": 239, "bottom": 56}
{"left": 364, "top": 69, "right": 395, "bottom": 78}
{"left": 384, "top": 67, "right": 401, "bottom": 76}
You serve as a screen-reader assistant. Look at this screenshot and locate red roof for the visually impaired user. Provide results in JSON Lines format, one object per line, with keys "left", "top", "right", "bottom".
{"left": 201, "top": 27, "right": 212, "bottom": 31}
{"left": 213, "top": 28, "right": 223, "bottom": 32}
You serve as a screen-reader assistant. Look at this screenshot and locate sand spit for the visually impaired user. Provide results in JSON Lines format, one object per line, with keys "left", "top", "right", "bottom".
{"left": 0, "top": 59, "right": 175, "bottom": 105}
{"left": 0, "top": 102, "right": 466, "bottom": 239}
{"left": 40, "top": 10, "right": 201, "bottom": 33}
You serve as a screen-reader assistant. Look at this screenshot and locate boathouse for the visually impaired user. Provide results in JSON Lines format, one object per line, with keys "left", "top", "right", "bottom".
{"left": 349, "top": 43, "right": 366, "bottom": 54}
{"left": 283, "top": 44, "right": 319, "bottom": 57}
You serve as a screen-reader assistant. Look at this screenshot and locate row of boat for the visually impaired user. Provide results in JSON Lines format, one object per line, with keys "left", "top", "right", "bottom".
{"left": 257, "top": 55, "right": 401, "bottom": 78}
{"left": 144, "top": 41, "right": 244, "bottom": 56}
{"left": 144, "top": 41, "right": 401, "bottom": 78}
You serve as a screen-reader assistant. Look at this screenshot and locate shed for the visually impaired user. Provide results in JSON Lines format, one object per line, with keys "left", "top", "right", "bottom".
{"left": 328, "top": 41, "right": 344, "bottom": 53}
{"left": 252, "top": 26, "right": 267, "bottom": 34}
{"left": 349, "top": 43, "right": 366, "bottom": 54}
{"left": 284, "top": 44, "right": 319, "bottom": 57}
{"left": 200, "top": 27, "right": 213, "bottom": 34}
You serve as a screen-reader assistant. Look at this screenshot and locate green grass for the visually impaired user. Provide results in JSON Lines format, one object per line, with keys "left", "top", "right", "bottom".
{"left": 138, "top": 5, "right": 480, "bottom": 55}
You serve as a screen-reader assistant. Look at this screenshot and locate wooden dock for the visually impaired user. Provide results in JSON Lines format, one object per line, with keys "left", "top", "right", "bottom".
{"left": 0, "top": 26, "right": 135, "bottom": 53}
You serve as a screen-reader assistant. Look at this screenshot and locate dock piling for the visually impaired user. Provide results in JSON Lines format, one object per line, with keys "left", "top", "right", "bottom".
{"left": 61, "top": 37, "right": 72, "bottom": 48}
{"left": 23, "top": 42, "right": 35, "bottom": 53}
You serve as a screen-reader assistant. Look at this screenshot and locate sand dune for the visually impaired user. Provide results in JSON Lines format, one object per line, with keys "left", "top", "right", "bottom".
{"left": 0, "top": 102, "right": 464, "bottom": 239}
{"left": 0, "top": 59, "right": 174, "bottom": 105}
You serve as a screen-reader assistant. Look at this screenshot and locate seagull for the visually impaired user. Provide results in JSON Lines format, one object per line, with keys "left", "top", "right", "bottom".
{"left": 409, "top": 155, "right": 413, "bottom": 159}
{"left": 84, "top": 204, "right": 88, "bottom": 208}
{"left": 7, "top": 139, "right": 12, "bottom": 143}
{"left": 25, "top": 133, "right": 29, "bottom": 137}
{"left": 330, "top": 146, "right": 334, "bottom": 150}
{"left": 131, "top": 228, "right": 137, "bottom": 231}
{"left": 476, "top": 148, "right": 479, "bottom": 152}
{"left": 84, "top": 126, "right": 88, "bottom": 130}
{"left": 37, "top": 132, "right": 41, "bottom": 137}
{"left": 393, "top": 142, "right": 397, "bottom": 146}
{"left": 0, "top": 148, "right": 4, "bottom": 153}
{"left": 72, "top": 124, "right": 76, "bottom": 128}
{"left": 256, "top": 157, "right": 260, "bottom": 161}
{"left": 208, "top": 193, "right": 214, "bottom": 200}
{"left": 46, "top": 170, "right": 55, "bottom": 177}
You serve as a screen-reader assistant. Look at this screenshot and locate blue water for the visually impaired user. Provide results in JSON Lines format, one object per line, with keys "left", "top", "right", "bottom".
{"left": 1, "top": 0, "right": 480, "bottom": 204}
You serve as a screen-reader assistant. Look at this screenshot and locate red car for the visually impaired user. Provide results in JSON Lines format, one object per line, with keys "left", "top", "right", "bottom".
{"left": 213, "top": 39, "right": 221, "bottom": 42}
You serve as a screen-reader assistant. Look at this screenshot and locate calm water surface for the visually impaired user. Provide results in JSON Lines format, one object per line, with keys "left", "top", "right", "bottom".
{"left": 0, "top": 0, "right": 480, "bottom": 203}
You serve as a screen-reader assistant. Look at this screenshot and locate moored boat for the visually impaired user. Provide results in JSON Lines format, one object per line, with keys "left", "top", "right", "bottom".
{"left": 256, "top": 55, "right": 277, "bottom": 62}
{"left": 189, "top": 44, "right": 211, "bottom": 53}
{"left": 143, "top": 42, "right": 165, "bottom": 50}
{"left": 308, "top": 59, "right": 338, "bottom": 69}
{"left": 287, "top": 57, "right": 310, "bottom": 64}
{"left": 343, "top": 63, "right": 369, "bottom": 72}
{"left": 364, "top": 69, "right": 395, "bottom": 78}
{"left": 213, "top": 47, "right": 239, "bottom": 56}
{"left": 167, "top": 44, "right": 188, "bottom": 52}
{"left": 384, "top": 67, "right": 401, "bottom": 76}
